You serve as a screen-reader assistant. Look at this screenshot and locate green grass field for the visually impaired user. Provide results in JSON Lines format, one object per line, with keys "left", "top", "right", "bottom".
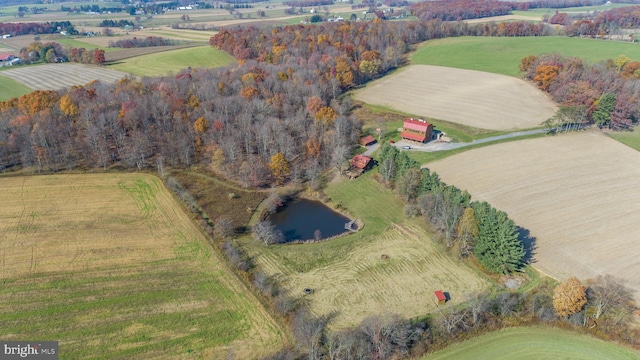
{"left": 107, "top": 45, "right": 234, "bottom": 77}
{"left": 412, "top": 36, "right": 640, "bottom": 77}
{"left": 608, "top": 127, "right": 640, "bottom": 152}
{"left": 423, "top": 327, "right": 640, "bottom": 359}
{"left": 0, "top": 174, "right": 285, "bottom": 359}
{"left": 55, "top": 37, "right": 118, "bottom": 52}
{"left": 0, "top": 74, "right": 32, "bottom": 101}
{"left": 513, "top": 3, "right": 637, "bottom": 19}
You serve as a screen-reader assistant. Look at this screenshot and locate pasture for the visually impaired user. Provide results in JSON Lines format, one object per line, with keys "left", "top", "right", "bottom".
{"left": 0, "top": 174, "right": 284, "bottom": 359}
{"left": 426, "top": 132, "right": 640, "bottom": 303}
{"left": 423, "top": 326, "right": 640, "bottom": 360}
{"left": 0, "top": 63, "right": 128, "bottom": 91}
{"left": 241, "top": 173, "right": 489, "bottom": 329}
{"left": 0, "top": 74, "right": 32, "bottom": 101}
{"left": 108, "top": 45, "right": 234, "bottom": 77}
{"left": 355, "top": 65, "right": 557, "bottom": 131}
{"left": 412, "top": 36, "right": 640, "bottom": 77}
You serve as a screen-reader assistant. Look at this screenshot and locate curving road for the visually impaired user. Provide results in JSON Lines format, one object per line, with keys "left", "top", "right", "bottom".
{"left": 391, "top": 128, "right": 548, "bottom": 152}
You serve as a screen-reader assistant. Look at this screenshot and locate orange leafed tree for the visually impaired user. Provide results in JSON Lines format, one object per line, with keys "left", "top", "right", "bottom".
{"left": 241, "top": 86, "right": 258, "bottom": 99}
{"left": 60, "top": 93, "right": 79, "bottom": 117}
{"left": 269, "top": 152, "right": 290, "bottom": 185}
{"left": 533, "top": 64, "right": 560, "bottom": 91}
{"left": 314, "top": 106, "right": 337, "bottom": 125}
{"left": 305, "top": 96, "right": 324, "bottom": 115}
{"left": 553, "top": 277, "right": 587, "bottom": 318}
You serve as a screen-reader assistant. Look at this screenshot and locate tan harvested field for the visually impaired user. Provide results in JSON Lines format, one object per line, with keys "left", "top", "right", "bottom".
{"left": 0, "top": 63, "right": 128, "bottom": 90}
{"left": 464, "top": 14, "right": 538, "bottom": 23}
{"left": 252, "top": 222, "right": 489, "bottom": 329}
{"left": 427, "top": 132, "right": 640, "bottom": 302}
{"left": 0, "top": 174, "right": 284, "bottom": 358}
{"left": 355, "top": 65, "right": 558, "bottom": 131}
{"left": 104, "top": 44, "right": 199, "bottom": 62}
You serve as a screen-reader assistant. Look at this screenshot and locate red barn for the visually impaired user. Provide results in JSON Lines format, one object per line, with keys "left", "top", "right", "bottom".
{"left": 350, "top": 154, "right": 373, "bottom": 170}
{"left": 435, "top": 290, "right": 447, "bottom": 305}
{"left": 401, "top": 118, "right": 433, "bottom": 143}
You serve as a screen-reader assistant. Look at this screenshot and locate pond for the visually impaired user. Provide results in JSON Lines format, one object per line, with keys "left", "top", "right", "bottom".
{"left": 268, "top": 198, "right": 351, "bottom": 242}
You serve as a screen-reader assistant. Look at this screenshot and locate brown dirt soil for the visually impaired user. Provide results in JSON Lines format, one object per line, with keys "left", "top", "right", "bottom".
{"left": 426, "top": 131, "right": 640, "bottom": 302}
{"left": 0, "top": 63, "right": 128, "bottom": 90}
{"left": 355, "top": 65, "right": 558, "bottom": 131}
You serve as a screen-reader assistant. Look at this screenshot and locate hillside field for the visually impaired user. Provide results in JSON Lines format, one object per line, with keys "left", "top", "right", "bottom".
{"left": 422, "top": 326, "right": 640, "bottom": 360}
{"left": 0, "top": 174, "right": 284, "bottom": 359}
{"left": 108, "top": 45, "right": 234, "bottom": 77}
{"left": 241, "top": 173, "right": 489, "bottom": 329}
{"left": 0, "top": 74, "right": 32, "bottom": 101}
{"left": 427, "top": 132, "right": 640, "bottom": 303}
{"left": 0, "top": 63, "right": 128, "bottom": 91}
{"left": 412, "top": 36, "right": 640, "bottom": 77}
{"left": 355, "top": 65, "right": 557, "bottom": 131}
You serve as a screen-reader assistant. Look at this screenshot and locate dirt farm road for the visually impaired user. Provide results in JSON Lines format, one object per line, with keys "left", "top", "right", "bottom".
{"left": 393, "top": 128, "right": 548, "bottom": 152}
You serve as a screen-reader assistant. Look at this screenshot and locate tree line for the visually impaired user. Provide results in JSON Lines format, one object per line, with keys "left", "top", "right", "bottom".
{"left": 0, "top": 21, "right": 76, "bottom": 36}
{"left": 108, "top": 36, "right": 178, "bottom": 48}
{"left": 521, "top": 53, "right": 640, "bottom": 129}
{"left": 98, "top": 19, "right": 135, "bottom": 28}
{"left": 375, "top": 143, "right": 526, "bottom": 274}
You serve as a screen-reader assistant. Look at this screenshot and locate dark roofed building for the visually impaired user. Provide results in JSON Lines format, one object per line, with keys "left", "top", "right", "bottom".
{"left": 360, "top": 135, "right": 377, "bottom": 146}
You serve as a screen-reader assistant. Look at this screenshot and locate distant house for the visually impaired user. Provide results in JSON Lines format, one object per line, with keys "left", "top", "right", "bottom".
{"left": 360, "top": 135, "right": 377, "bottom": 146}
{"left": 0, "top": 53, "right": 15, "bottom": 67}
{"left": 434, "top": 290, "right": 447, "bottom": 305}
{"left": 401, "top": 118, "right": 433, "bottom": 143}
{"left": 350, "top": 154, "right": 373, "bottom": 170}
{"left": 1, "top": 34, "right": 10, "bottom": 39}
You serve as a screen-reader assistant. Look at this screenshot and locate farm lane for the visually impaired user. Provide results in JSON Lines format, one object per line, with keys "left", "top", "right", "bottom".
{"left": 394, "top": 128, "right": 547, "bottom": 152}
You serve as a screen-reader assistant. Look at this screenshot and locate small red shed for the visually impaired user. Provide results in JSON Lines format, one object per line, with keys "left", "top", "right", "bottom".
{"left": 350, "top": 154, "right": 373, "bottom": 170}
{"left": 435, "top": 290, "right": 447, "bottom": 305}
{"left": 360, "top": 135, "right": 377, "bottom": 146}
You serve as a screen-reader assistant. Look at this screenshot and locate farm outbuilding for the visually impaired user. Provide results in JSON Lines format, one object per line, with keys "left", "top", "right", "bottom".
{"left": 350, "top": 154, "right": 373, "bottom": 170}
{"left": 360, "top": 135, "right": 377, "bottom": 146}
{"left": 401, "top": 118, "right": 433, "bottom": 143}
{"left": 435, "top": 290, "right": 447, "bottom": 305}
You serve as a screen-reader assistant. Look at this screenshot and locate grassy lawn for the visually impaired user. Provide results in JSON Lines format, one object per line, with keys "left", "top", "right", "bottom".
{"left": 240, "top": 172, "right": 490, "bottom": 328}
{"left": 412, "top": 36, "right": 640, "bottom": 77}
{"left": 608, "top": 127, "right": 640, "bottom": 152}
{"left": 55, "top": 37, "right": 118, "bottom": 52}
{"left": 513, "top": 3, "right": 637, "bottom": 19}
{"left": 422, "top": 326, "right": 640, "bottom": 360}
{"left": 0, "top": 74, "right": 32, "bottom": 101}
{"left": 0, "top": 174, "right": 284, "bottom": 359}
{"left": 107, "top": 45, "right": 234, "bottom": 77}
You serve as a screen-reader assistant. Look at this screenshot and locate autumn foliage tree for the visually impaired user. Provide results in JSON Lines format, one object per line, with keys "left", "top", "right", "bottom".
{"left": 269, "top": 152, "right": 291, "bottom": 185}
{"left": 553, "top": 277, "right": 587, "bottom": 318}
{"left": 533, "top": 64, "right": 560, "bottom": 91}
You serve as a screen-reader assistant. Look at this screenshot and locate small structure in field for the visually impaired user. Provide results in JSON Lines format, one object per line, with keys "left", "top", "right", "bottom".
{"left": 360, "top": 135, "right": 377, "bottom": 146}
{"left": 401, "top": 118, "right": 433, "bottom": 143}
{"left": 346, "top": 154, "right": 373, "bottom": 178}
{"left": 434, "top": 290, "right": 447, "bottom": 305}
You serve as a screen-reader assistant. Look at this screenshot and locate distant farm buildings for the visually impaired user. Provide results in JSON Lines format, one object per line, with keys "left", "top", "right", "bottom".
{"left": 401, "top": 118, "right": 433, "bottom": 143}
{"left": 0, "top": 53, "right": 19, "bottom": 67}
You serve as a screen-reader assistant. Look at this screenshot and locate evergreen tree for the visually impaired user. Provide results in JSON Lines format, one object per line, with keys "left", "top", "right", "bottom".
{"left": 472, "top": 202, "right": 525, "bottom": 274}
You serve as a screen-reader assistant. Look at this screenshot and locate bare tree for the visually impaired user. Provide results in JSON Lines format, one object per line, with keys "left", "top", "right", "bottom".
{"left": 586, "top": 275, "right": 636, "bottom": 321}
{"left": 215, "top": 216, "right": 234, "bottom": 239}
{"left": 252, "top": 220, "right": 283, "bottom": 245}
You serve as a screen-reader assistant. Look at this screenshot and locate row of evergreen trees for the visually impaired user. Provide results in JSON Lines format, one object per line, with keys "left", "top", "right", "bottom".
{"left": 376, "top": 143, "right": 525, "bottom": 274}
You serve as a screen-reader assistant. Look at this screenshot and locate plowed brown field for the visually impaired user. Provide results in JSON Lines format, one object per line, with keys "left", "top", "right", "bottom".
{"left": 355, "top": 65, "right": 558, "bottom": 131}
{"left": 1, "top": 63, "right": 128, "bottom": 90}
{"left": 427, "top": 132, "right": 640, "bottom": 301}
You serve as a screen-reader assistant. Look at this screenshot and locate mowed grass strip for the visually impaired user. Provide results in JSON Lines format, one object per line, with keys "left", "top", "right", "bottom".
{"left": 242, "top": 173, "right": 489, "bottom": 329}
{"left": 108, "top": 45, "right": 234, "bottom": 77}
{"left": 0, "top": 174, "right": 284, "bottom": 359}
{"left": 0, "top": 63, "right": 129, "bottom": 90}
{"left": 422, "top": 326, "right": 640, "bottom": 360}
{"left": 0, "top": 74, "right": 32, "bottom": 101}
{"left": 412, "top": 36, "right": 640, "bottom": 77}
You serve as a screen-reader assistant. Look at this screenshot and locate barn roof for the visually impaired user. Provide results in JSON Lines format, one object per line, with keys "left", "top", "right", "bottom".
{"left": 0, "top": 53, "right": 14, "bottom": 61}
{"left": 360, "top": 135, "right": 376, "bottom": 146}
{"left": 403, "top": 118, "right": 431, "bottom": 132}
{"left": 434, "top": 290, "right": 446, "bottom": 301}
{"left": 350, "top": 154, "right": 372, "bottom": 169}
{"left": 401, "top": 131, "right": 427, "bottom": 142}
